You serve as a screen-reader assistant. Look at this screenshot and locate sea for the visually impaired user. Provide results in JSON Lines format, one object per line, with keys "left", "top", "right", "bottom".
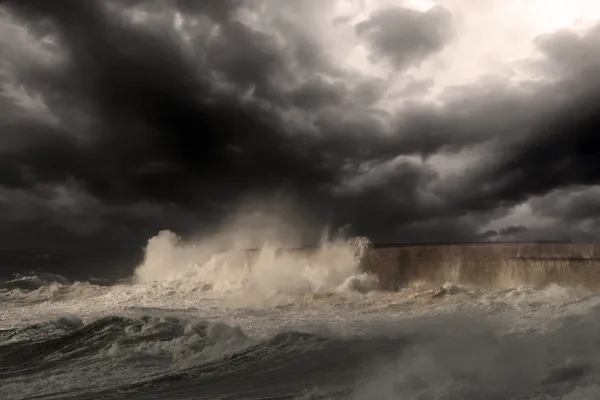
{"left": 2, "top": 232, "right": 600, "bottom": 399}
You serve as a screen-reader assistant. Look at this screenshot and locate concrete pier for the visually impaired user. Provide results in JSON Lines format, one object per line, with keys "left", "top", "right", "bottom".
{"left": 253, "top": 242, "right": 600, "bottom": 290}
{"left": 359, "top": 242, "right": 600, "bottom": 290}
{"left": 239, "top": 242, "right": 600, "bottom": 290}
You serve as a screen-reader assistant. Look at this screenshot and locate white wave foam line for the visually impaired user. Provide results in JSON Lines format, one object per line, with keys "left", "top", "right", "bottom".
{"left": 2, "top": 278, "right": 599, "bottom": 336}
{"left": 102, "top": 318, "right": 255, "bottom": 364}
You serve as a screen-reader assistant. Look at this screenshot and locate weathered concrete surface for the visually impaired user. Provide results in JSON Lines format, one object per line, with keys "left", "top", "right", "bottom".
{"left": 359, "top": 242, "right": 600, "bottom": 290}
{"left": 243, "top": 242, "right": 600, "bottom": 290}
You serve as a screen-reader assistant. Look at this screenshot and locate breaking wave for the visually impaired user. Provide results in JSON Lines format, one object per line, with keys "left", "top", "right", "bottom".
{"left": 3, "top": 223, "right": 600, "bottom": 399}
{"left": 0, "top": 314, "right": 406, "bottom": 399}
{"left": 133, "top": 230, "right": 379, "bottom": 298}
{"left": 0, "top": 272, "right": 71, "bottom": 291}
{"left": 4, "top": 300, "right": 600, "bottom": 400}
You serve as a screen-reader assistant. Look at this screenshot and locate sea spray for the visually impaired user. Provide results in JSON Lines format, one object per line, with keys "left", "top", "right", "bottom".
{"left": 133, "top": 230, "right": 379, "bottom": 298}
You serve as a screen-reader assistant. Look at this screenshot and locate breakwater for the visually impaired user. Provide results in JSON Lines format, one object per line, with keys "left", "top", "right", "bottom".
{"left": 358, "top": 242, "right": 600, "bottom": 290}
{"left": 252, "top": 242, "right": 600, "bottom": 291}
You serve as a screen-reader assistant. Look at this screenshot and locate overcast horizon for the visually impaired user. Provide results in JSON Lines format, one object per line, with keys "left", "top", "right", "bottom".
{"left": 2, "top": 0, "right": 600, "bottom": 249}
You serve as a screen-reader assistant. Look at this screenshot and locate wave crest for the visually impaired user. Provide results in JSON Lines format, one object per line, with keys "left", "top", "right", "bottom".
{"left": 0, "top": 273, "right": 70, "bottom": 291}
{"left": 133, "top": 230, "right": 378, "bottom": 298}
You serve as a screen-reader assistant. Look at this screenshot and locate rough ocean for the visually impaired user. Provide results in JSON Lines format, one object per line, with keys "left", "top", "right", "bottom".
{"left": 2, "top": 233, "right": 600, "bottom": 400}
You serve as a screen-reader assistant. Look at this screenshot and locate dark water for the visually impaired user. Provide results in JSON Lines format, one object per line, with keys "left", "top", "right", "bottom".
{"left": 0, "top": 315, "right": 406, "bottom": 400}
{"left": 3, "top": 248, "right": 600, "bottom": 399}
{"left": 2, "top": 308, "right": 600, "bottom": 399}
{"left": 0, "top": 249, "right": 142, "bottom": 282}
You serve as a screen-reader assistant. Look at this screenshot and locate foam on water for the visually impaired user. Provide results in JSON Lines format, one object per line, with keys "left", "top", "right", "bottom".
{"left": 3, "top": 226, "right": 600, "bottom": 398}
{"left": 2, "top": 279, "right": 600, "bottom": 399}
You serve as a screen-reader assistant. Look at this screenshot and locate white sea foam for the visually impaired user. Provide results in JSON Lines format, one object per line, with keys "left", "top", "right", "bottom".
{"left": 2, "top": 259, "right": 600, "bottom": 399}
{"left": 133, "top": 229, "right": 377, "bottom": 303}
{"left": 3, "top": 211, "right": 600, "bottom": 398}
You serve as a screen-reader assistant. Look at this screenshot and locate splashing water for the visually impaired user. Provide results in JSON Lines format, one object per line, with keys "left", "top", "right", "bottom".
{"left": 3, "top": 226, "right": 600, "bottom": 399}
{"left": 133, "top": 230, "right": 379, "bottom": 300}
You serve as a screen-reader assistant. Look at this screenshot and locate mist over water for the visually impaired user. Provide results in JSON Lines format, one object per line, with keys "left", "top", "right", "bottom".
{"left": 2, "top": 213, "right": 600, "bottom": 399}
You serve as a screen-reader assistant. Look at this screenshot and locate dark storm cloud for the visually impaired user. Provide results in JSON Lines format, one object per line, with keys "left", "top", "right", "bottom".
{"left": 291, "top": 77, "right": 347, "bottom": 110}
{"left": 2, "top": 0, "right": 600, "bottom": 248}
{"left": 1, "top": 0, "right": 389, "bottom": 246}
{"left": 530, "top": 186, "right": 600, "bottom": 223}
{"left": 455, "top": 26, "right": 600, "bottom": 212}
{"left": 480, "top": 226, "right": 528, "bottom": 241}
{"left": 487, "top": 188, "right": 600, "bottom": 242}
{"left": 2, "top": 0, "right": 332, "bottom": 202}
{"left": 356, "top": 5, "right": 453, "bottom": 69}
{"left": 327, "top": 157, "right": 440, "bottom": 240}
{"left": 173, "top": 0, "right": 240, "bottom": 22}
{"left": 0, "top": 0, "right": 456, "bottom": 210}
{"left": 393, "top": 217, "right": 480, "bottom": 243}
{"left": 350, "top": 21, "right": 600, "bottom": 240}
{"left": 205, "top": 20, "right": 285, "bottom": 99}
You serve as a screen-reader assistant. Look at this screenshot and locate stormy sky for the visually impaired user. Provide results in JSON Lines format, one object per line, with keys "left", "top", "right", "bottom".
{"left": 2, "top": 0, "right": 600, "bottom": 249}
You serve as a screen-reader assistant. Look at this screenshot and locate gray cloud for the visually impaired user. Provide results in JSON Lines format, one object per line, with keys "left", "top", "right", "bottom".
{"left": 535, "top": 24, "right": 600, "bottom": 78}
{"left": 291, "top": 77, "right": 347, "bottom": 110}
{"left": 481, "top": 225, "right": 529, "bottom": 241}
{"left": 356, "top": 5, "right": 453, "bottom": 69}
{"left": 529, "top": 186, "right": 600, "bottom": 226}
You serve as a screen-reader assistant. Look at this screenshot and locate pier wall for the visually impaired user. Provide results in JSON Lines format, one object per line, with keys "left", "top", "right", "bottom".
{"left": 359, "top": 243, "right": 600, "bottom": 290}
{"left": 253, "top": 242, "right": 600, "bottom": 290}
